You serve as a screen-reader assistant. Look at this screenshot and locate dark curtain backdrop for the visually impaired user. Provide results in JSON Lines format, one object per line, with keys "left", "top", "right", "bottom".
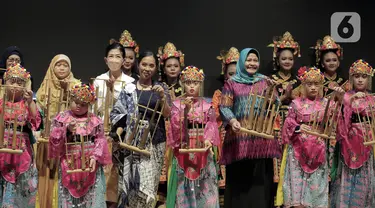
{"left": 1, "top": 0, "right": 374, "bottom": 96}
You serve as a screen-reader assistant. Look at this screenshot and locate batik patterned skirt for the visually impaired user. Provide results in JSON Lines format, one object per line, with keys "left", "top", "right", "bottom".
{"left": 57, "top": 167, "right": 106, "bottom": 208}
{"left": 0, "top": 163, "right": 38, "bottom": 208}
{"left": 330, "top": 153, "right": 375, "bottom": 208}
{"left": 283, "top": 145, "right": 329, "bottom": 208}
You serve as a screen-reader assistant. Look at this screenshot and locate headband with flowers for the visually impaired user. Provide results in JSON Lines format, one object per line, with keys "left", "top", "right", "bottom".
{"left": 4, "top": 63, "right": 31, "bottom": 82}
{"left": 180, "top": 65, "right": 205, "bottom": 82}
{"left": 349, "top": 59, "right": 374, "bottom": 76}
{"left": 297, "top": 66, "right": 325, "bottom": 84}
{"left": 157, "top": 42, "right": 185, "bottom": 67}
{"left": 70, "top": 83, "right": 97, "bottom": 104}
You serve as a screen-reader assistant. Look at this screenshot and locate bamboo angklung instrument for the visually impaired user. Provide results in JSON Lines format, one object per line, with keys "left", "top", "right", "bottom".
{"left": 0, "top": 85, "right": 27, "bottom": 154}
{"left": 359, "top": 95, "right": 375, "bottom": 146}
{"left": 239, "top": 84, "right": 279, "bottom": 139}
{"left": 300, "top": 93, "right": 339, "bottom": 140}
{"left": 178, "top": 97, "right": 208, "bottom": 154}
{"left": 117, "top": 88, "right": 165, "bottom": 156}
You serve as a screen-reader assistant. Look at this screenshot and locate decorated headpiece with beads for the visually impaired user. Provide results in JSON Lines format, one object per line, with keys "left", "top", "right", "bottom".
{"left": 268, "top": 31, "right": 301, "bottom": 58}
{"left": 4, "top": 63, "right": 31, "bottom": 82}
{"left": 180, "top": 65, "right": 204, "bottom": 82}
{"left": 313, "top": 35, "right": 343, "bottom": 65}
{"left": 297, "top": 66, "right": 324, "bottom": 83}
{"left": 216, "top": 47, "right": 240, "bottom": 75}
{"left": 116, "top": 30, "right": 139, "bottom": 56}
{"left": 349, "top": 59, "right": 374, "bottom": 76}
{"left": 70, "top": 83, "right": 97, "bottom": 104}
{"left": 157, "top": 42, "right": 185, "bottom": 67}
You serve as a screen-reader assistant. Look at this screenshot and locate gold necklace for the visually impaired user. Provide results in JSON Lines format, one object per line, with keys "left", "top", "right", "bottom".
{"left": 278, "top": 71, "right": 291, "bottom": 81}
{"left": 324, "top": 72, "right": 337, "bottom": 81}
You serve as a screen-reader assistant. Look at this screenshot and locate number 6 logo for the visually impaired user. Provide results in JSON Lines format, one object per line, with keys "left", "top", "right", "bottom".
{"left": 331, "top": 12, "right": 361, "bottom": 43}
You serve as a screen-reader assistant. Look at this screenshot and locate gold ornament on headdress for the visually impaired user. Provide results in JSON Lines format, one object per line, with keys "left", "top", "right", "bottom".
{"left": 4, "top": 63, "right": 31, "bottom": 82}
{"left": 157, "top": 42, "right": 185, "bottom": 67}
{"left": 313, "top": 35, "right": 343, "bottom": 66}
{"left": 180, "top": 66, "right": 204, "bottom": 82}
{"left": 267, "top": 31, "right": 301, "bottom": 58}
{"left": 297, "top": 66, "right": 325, "bottom": 84}
{"left": 349, "top": 59, "right": 374, "bottom": 76}
{"left": 216, "top": 47, "right": 240, "bottom": 75}
{"left": 70, "top": 83, "right": 97, "bottom": 104}
{"left": 117, "top": 30, "right": 139, "bottom": 56}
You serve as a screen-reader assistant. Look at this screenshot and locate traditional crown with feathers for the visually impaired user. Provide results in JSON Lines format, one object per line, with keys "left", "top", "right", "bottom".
{"left": 110, "top": 30, "right": 139, "bottom": 57}
{"left": 268, "top": 31, "right": 301, "bottom": 58}
{"left": 216, "top": 47, "right": 240, "bottom": 74}
{"left": 312, "top": 35, "right": 343, "bottom": 65}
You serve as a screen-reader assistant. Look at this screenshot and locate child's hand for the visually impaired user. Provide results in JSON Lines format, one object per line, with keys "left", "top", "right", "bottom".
{"left": 68, "top": 119, "right": 77, "bottom": 134}
{"left": 89, "top": 157, "right": 96, "bottom": 172}
{"left": 23, "top": 90, "right": 33, "bottom": 104}
{"left": 60, "top": 79, "right": 69, "bottom": 90}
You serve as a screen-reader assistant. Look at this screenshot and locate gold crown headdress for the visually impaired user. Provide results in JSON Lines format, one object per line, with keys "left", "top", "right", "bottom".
{"left": 70, "top": 83, "right": 97, "bottom": 104}
{"left": 313, "top": 35, "right": 343, "bottom": 65}
{"left": 297, "top": 66, "right": 325, "bottom": 84}
{"left": 113, "top": 30, "right": 140, "bottom": 56}
{"left": 349, "top": 59, "right": 374, "bottom": 76}
{"left": 216, "top": 47, "right": 240, "bottom": 74}
{"left": 157, "top": 42, "right": 185, "bottom": 67}
{"left": 268, "top": 31, "right": 301, "bottom": 58}
{"left": 4, "top": 63, "right": 31, "bottom": 82}
{"left": 180, "top": 66, "right": 204, "bottom": 82}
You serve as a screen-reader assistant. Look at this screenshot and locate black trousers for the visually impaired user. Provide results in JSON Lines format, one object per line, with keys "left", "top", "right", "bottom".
{"left": 224, "top": 158, "right": 276, "bottom": 208}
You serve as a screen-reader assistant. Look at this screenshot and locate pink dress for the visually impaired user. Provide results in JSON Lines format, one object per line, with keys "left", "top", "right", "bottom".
{"left": 167, "top": 98, "right": 220, "bottom": 208}
{"left": 330, "top": 91, "right": 375, "bottom": 208}
{"left": 0, "top": 99, "right": 41, "bottom": 208}
{"left": 282, "top": 97, "right": 334, "bottom": 208}
{"left": 49, "top": 110, "right": 112, "bottom": 208}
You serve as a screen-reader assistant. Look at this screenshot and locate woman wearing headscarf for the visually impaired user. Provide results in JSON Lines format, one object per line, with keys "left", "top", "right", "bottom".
{"left": 35, "top": 54, "right": 80, "bottom": 208}
{"left": 219, "top": 48, "right": 281, "bottom": 208}
{"left": 0, "top": 46, "right": 33, "bottom": 90}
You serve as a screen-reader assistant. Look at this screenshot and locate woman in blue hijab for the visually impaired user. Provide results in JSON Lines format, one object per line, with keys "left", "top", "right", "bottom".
{"left": 220, "top": 48, "right": 280, "bottom": 208}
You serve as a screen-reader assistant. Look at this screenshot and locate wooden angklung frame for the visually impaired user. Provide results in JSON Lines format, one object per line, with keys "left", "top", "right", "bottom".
{"left": 354, "top": 94, "right": 375, "bottom": 146}
{"left": 116, "top": 88, "right": 165, "bottom": 157}
{"left": 177, "top": 96, "right": 210, "bottom": 154}
{"left": 300, "top": 93, "right": 341, "bottom": 140}
{"left": 239, "top": 85, "right": 280, "bottom": 140}
{"left": 38, "top": 79, "right": 73, "bottom": 143}
{"left": 0, "top": 84, "right": 28, "bottom": 154}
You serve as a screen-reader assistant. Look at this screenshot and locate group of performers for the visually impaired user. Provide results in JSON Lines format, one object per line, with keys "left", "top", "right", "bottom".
{"left": 0, "top": 29, "right": 373, "bottom": 208}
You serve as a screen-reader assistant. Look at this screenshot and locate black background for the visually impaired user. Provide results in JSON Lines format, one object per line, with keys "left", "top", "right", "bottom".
{"left": 1, "top": 0, "right": 374, "bottom": 96}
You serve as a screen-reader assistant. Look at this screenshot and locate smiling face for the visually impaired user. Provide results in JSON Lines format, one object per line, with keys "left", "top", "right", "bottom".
{"left": 6, "top": 54, "right": 21, "bottom": 68}
{"left": 245, "top": 52, "right": 259, "bottom": 75}
{"left": 138, "top": 56, "right": 157, "bottom": 81}
{"left": 322, "top": 51, "right": 340, "bottom": 74}
{"left": 277, "top": 49, "right": 294, "bottom": 71}
{"left": 123, "top": 48, "right": 135, "bottom": 70}
{"left": 105, "top": 48, "right": 124, "bottom": 73}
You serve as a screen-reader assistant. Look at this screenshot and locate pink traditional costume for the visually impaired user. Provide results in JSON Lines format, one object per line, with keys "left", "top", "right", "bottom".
{"left": 281, "top": 66, "right": 332, "bottom": 207}
{"left": 0, "top": 64, "right": 40, "bottom": 208}
{"left": 330, "top": 59, "right": 375, "bottom": 208}
{"left": 167, "top": 66, "right": 220, "bottom": 208}
{"left": 48, "top": 83, "right": 112, "bottom": 208}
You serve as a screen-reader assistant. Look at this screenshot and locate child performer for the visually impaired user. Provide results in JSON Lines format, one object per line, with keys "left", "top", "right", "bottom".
{"left": 330, "top": 59, "right": 375, "bottom": 208}
{"left": 48, "top": 83, "right": 112, "bottom": 208}
{"left": 167, "top": 66, "right": 220, "bottom": 208}
{"left": 0, "top": 64, "right": 40, "bottom": 207}
{"left": 281, "top": 66, "right": 340, "bottom": 208}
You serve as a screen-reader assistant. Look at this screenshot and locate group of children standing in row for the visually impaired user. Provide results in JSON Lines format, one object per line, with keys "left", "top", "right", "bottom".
{"left": 0, "top": 29, "right": 373, "bottom": 208}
